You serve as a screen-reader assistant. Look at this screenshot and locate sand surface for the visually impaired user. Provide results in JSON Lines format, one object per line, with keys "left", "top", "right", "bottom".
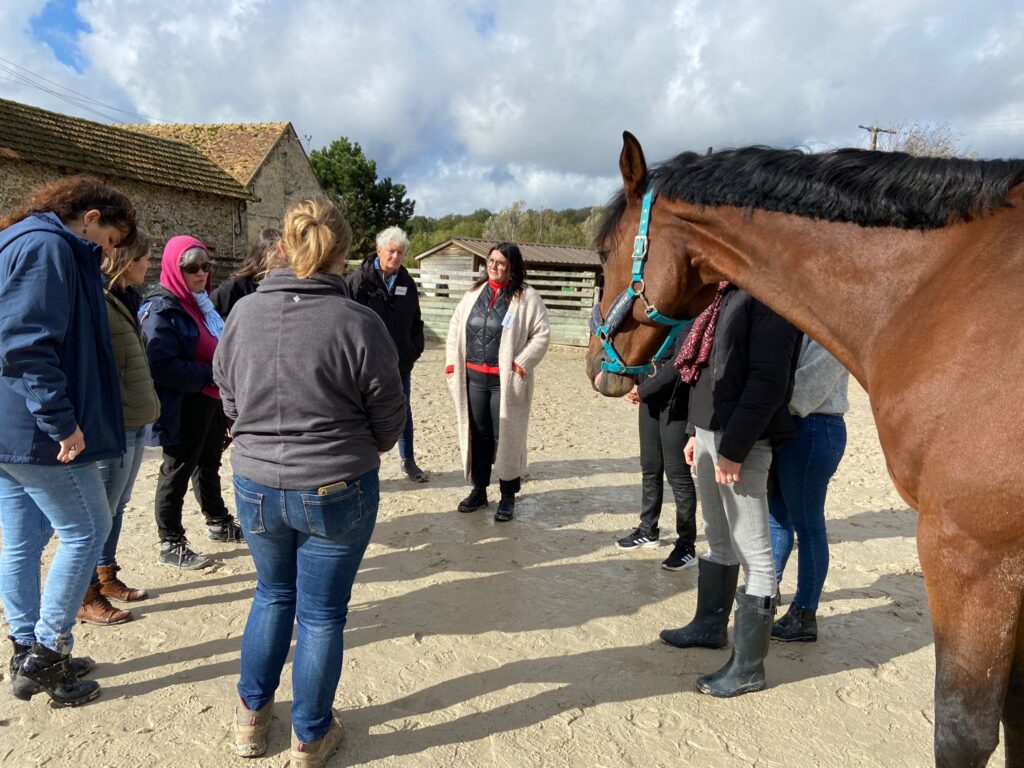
{"left": 0, "top": 344, "right": 1006, "bottom": 767}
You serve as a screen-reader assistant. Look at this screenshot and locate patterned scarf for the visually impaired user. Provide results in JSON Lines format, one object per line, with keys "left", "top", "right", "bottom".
{"left": 674, "top": 281, "right": 729, "bottom": 384}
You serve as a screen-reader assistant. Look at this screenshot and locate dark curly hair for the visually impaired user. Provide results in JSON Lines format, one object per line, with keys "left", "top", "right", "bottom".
{"left": 0, "top": 175, "right": 138, "bottom": 247}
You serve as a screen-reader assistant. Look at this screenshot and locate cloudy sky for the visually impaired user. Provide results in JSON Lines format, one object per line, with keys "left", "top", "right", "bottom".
{"left": 2, "top": 0, "right": 1023, "bottom": 216}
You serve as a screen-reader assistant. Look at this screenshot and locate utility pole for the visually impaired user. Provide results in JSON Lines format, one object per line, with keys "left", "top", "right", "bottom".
{"left": 858, "top": 124, "right": 897, "bottom": 151}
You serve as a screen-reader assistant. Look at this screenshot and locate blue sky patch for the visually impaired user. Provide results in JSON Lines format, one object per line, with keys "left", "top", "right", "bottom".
{"left": 29, "top": 0, "right": 90, "bottom": 73}
{"left": 467, "top": 9, "right": 496, "bottom": 36}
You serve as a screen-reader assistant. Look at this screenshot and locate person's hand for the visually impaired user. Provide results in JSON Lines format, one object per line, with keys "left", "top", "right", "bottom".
{"left": 513, "top": 362, "right": 526, "bottom": 378}
{"left": 58, "top": 427, "right": 86, "bottom": 464}
{"left": 683, "top": 436, "right": 696, "bottom": 466}
{"left": 625, "top": 384, "right": 640, "bottom": 405}
{"left": 715, "top": 456, "right": 742, "bottom": 484}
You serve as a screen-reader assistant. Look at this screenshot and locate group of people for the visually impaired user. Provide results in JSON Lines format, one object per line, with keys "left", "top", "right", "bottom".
{"left": 0, "top": 175, "right": 551, "bottom": 766}
{"left": 609, "top": 282, "right": 849, "bottom": 698}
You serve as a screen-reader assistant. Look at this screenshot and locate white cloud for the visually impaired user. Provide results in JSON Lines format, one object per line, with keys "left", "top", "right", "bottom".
{"left": 2, "top": 1, "right": 1024, "bottom": 215}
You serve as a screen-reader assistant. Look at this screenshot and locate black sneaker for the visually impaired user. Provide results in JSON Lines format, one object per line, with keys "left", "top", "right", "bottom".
{"left": 615, "top": 527, "right": 659, "bottom": 550}
{"left": 208, "top": 516, "right": 244, "bottom": 542}
{"left": 158, "top": 539, "right": 211, "bottom": 570}
{"left": 401, "top": 458, "right": 428, "bottom": 483}
{"left": 661, "top": 542, "right": 698, "bottom": 571}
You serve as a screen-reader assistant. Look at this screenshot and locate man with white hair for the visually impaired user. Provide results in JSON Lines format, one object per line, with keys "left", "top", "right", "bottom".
{"left": 348, "top": 226, "right": 427, "bottom": 482}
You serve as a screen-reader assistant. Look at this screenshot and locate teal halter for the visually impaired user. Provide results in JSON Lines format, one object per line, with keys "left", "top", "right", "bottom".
{"left": 590, "top": 185, "right": 696, "bottom": 376}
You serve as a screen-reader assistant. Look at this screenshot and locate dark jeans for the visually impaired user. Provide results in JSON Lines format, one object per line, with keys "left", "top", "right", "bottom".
{"left": 467, "top": 369, "right": 500, "bottom": 488}
{"left": 154, "top": 393, "right": 231, "bottom": 542}
{"left": 768, "top": 413, "right": 847, "bottom": 611}
{"left": 233, "top": 470, "right": 378, "bottom": 743}
{"left": 397, "top": 372, "right": 415, "bottom": 460}
{"left": 638, "top": 401, "right": 697, "bottom": 544}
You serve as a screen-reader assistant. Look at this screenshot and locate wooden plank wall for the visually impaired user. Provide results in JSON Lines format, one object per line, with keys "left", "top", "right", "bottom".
{"left": 409, "top": 267, "right": 597, "bottom": 347}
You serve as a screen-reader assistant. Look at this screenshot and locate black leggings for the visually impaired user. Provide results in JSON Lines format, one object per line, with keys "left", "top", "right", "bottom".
{"left": 466, "top": 369, "right": 520, "bottom": 494}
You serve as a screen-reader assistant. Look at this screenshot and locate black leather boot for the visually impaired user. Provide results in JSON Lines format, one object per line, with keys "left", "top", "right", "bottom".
{"left": 660, "top": 559, "right": 740, "bottom": 649}
{"left": 457, "top": 486, "right": 488, "bottom": 513}
{"left": 9, "top": 636, "right": 94, "bottom": 697}
{"left": 772, "top": 603, "right": 817, "bottom": 642}
{"left": 12, "top": 642, "right": 101, "bottom": 706}
{"left": 696, "top": 587, "right": 776, "bottom": 698}
{"left": 495, "top": 478, "right": 520, "bottom": 522}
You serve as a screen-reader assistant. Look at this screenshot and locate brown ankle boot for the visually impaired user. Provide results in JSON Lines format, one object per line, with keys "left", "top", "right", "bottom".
{"left": 77, "top": 583, "right": 132, "bottom": 625}
{"left": 97, "top": 563, "right": 148, "bottom": 602}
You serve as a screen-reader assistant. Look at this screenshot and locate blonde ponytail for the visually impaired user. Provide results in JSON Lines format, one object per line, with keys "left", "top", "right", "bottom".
{"left": 281, "top": 197, "right": 352, "bottom": 278}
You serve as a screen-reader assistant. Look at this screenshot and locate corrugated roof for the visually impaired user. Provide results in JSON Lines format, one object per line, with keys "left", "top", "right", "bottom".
{"left": 0, "top": 97, "right": 251, "bottom": 200}
{"left": 416, "top": 237, "right": 600, "bottom": 267}
{"left": 118, "top": 122, "right": 291, "bottom": 186}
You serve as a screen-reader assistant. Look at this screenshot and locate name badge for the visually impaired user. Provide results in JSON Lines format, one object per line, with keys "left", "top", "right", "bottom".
{"left": 501, "top": 309, "right": 515, "bottom": 328}
{"left": 394, "top": 285, "right": 408, "bottom": 296}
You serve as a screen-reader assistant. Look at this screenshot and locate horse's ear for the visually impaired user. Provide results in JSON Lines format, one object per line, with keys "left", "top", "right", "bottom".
{"left": 620, "top": 131, "right": 648, "bottom": 205}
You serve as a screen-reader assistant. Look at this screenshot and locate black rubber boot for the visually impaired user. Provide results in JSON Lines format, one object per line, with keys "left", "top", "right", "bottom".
{"left": 771, "top": 603, "right": 817, "bottom": 642}
{"left": 696, "top": 587, "right": 776, "bottom": 698}
{"left": 9, "top": 636, "right": 94, "bottom": 697}
{"left": 457, "top": 486, "right": 488, "bottom": 513}
{"left": 659, "top": 559, "right": 740, "bottom": 649}
{"left": 12, "top": 642, "right": 101, "bottom": 706}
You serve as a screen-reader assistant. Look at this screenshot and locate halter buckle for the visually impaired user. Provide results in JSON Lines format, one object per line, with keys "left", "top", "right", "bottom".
{"left": 633, "top": 235, "right": 649, "bottom": 259}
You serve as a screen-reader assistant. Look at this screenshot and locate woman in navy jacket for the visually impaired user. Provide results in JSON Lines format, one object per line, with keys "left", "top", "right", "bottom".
{"left": 0, "top": 176, "right": 137, "bottom": 707}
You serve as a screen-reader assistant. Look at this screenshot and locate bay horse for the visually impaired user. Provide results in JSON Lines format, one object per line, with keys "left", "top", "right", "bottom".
{"left": 586, "top": 132, "right": 1024, "bottom": 768}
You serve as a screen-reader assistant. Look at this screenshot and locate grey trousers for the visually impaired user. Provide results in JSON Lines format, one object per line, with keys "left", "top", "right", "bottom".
{"left": 694, "top": 427, "right": 777, "bottom": 598}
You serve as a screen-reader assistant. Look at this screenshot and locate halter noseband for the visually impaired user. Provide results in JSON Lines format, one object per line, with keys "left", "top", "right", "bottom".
{"left": 590, "top": 185, "right": 696, "bottom": 376}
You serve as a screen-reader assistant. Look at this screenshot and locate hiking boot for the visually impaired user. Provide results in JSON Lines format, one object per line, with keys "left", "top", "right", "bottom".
{"left": 697, "top": 588, "right": 777, "bottom": 698}
{"left": 97, "top": 563, "right": 148, "bottom": 602}
{"left": 495, "top": 493, "right": 515, "bottom": 522}
{"left": 772, "top": 603, "right": 818, "bottom": 643}
{"left": 660, "top": 559, "right": 740, "bottom": 649}
{"left": 233, "top": 695, "right": 274, "bottom": 758}
{"left": 158, "top": 538, "right": 211, "bottom": 570}
{"left": 11, "top": 642, "right": 101, "bottom": 706}
{"left": 77, "top": 582, "right": 132, "bottom": 625}
{"left": 208, "top": 516, "right": 244, "bottom": 542}
{"left": 661, "top": 541, "right": 698, "bottom": 571}
{"left": 457, "top": 486, "right": 488, "bottom": 513}
{"left": 291, "top": 715, "right": 345, "bottom": 768}
{"left": 616, "top": 526, "right": 660, "bottom": 550}
{"left": 401, "top": 458, "right": 428, "bottom": 483}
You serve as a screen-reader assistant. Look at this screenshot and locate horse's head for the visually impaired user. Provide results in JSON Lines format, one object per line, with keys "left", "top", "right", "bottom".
{"left": 586, "top": 132, "right": 718, "bottom": 397}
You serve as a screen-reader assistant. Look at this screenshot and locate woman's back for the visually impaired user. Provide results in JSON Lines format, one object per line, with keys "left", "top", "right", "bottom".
{"left": 214, "top": 268, "right": 406, "bottom": 490}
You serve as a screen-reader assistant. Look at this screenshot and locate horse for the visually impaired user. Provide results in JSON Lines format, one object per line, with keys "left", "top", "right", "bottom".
{"left": 586, "top": 132, "right": 1024, "bottom": 768}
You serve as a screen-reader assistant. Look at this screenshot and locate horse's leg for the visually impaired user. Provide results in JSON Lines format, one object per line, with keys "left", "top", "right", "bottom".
{"left": 919, "top": 519, "right": 1017, "bottom": 768}
{"left": 1002, "top": 611, "right": 1024, "bottom": 767}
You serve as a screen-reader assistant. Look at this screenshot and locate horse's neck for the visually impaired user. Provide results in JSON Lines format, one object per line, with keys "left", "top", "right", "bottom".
{"left": 677, "top": 204, "right": 952, "bottom": 388}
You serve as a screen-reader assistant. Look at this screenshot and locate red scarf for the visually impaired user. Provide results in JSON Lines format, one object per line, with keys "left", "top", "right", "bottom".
{"left": 675, "top": 282, "right": 729, "bottom": 384}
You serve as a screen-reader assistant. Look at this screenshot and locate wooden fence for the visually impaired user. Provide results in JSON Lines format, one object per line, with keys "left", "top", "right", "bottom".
{"left": 410, "top": 267, "right": 597, "bottom": 347}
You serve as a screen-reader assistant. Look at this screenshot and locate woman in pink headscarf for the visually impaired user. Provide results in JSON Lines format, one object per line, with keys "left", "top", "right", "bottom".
{"left": 139, "top": 236, "right": 242, "bottom": 571}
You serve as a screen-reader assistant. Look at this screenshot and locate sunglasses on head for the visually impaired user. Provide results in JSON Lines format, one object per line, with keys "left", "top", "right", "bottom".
{"left": 182, "top": 262, "right": 212, "bottom": 275}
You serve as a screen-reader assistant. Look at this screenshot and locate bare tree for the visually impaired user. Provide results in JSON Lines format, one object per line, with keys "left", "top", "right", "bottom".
{"left": 875, "top": 121, "right": 976, "bottom": 158}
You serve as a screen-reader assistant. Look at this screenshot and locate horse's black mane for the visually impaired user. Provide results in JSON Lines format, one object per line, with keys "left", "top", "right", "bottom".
{"left": 597, "top": 146, "right": 1024, "bottom": 245}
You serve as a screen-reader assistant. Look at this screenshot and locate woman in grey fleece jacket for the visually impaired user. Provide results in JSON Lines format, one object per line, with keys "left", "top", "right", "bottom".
{"left": 213, "top": 197, "right": 405, "bottom": 765}
{"left": 767, "top": 337, "right": 850, "bottom": 643}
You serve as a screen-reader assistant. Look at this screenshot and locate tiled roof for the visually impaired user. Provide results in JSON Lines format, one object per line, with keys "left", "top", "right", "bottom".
{"left": 118, "top": 122, "right": 291, "bottom": 186}
{"left": 0, "top": 97, "right": 251, "bottom": 200}
{"left": 416, "top": 236, "right": 600, "bottom": 267}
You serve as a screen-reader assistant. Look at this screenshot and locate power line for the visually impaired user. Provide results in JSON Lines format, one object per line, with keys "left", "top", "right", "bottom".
{"left": 0, "top": 54, "right": 164, "bottom": 124}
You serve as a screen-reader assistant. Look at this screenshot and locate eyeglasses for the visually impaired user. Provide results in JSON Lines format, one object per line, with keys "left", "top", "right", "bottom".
{"left": 182, "top": 262, "right": 212, "bottom": 275}
{"left": 487, "top": 259, "right": 509, "bottom": 269}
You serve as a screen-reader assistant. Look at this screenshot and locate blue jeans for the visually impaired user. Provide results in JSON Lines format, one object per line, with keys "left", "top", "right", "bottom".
{"left": 397, "top": 372, "right": 414, "bottom": 460}
{"left": 93, "top": 427, "right": 148, "bottom": 578}
{"left": 768, "top": 414, "right": 847, "bottom": 611}
{"left": 233, "top": 470, "right": 378, "bottom": 743}
{"left": 0, "top": 461, "right": 112, "bottom": 652}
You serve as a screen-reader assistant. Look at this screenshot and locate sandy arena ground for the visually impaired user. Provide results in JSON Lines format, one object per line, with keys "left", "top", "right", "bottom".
{"left": 0, "top": 344, "right": 1007, "bottom": 767}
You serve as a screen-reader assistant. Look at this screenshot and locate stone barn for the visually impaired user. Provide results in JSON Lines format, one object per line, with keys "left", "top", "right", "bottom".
{"left": 120, "top": 121, "right": 322, "bottom": 243}
{"left": 0, "top": 97, "right": 252, "bottom": 283}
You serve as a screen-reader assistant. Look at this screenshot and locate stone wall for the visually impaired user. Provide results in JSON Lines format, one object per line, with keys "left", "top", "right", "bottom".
{"left": 246, "top": 126, "right": 322, "bottom": 242}
{"left": 0, "top": 158, "right": 247, "bottom": 285}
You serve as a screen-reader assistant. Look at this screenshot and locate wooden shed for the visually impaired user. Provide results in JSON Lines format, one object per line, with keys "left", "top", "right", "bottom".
{"left": 412, "top": 237, "right": 600, "bottom": 346}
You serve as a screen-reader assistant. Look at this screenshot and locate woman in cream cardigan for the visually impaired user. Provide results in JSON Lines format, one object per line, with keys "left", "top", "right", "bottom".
{"left": 445, "top": 243, "right": 550, "bottom": 521}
